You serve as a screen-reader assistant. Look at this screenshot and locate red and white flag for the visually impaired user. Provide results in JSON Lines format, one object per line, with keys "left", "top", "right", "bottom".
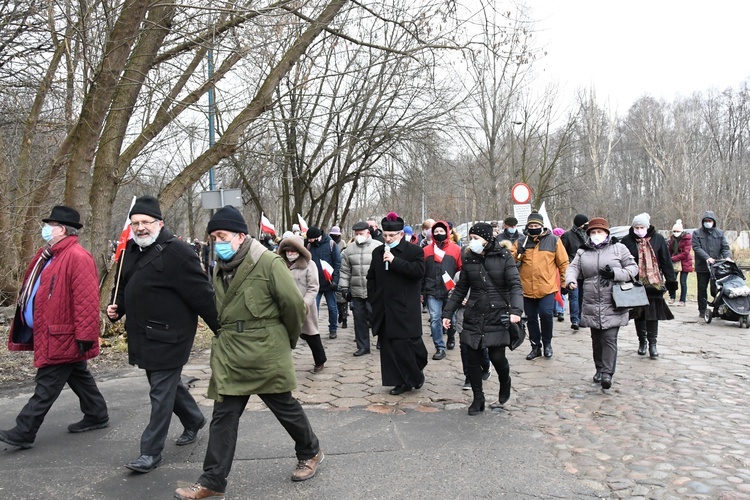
{"left": 442, "top": 271, "right": 455, "bottom": 291}
{"left": 433, "top": 243, "right": 445, "bottom": 263}
{"left": 297, "top": 213, "right": 308, "bottom": 233}
{"left": 260, "top": 213, "right": 276, "bottom": 235}
{"left": 114, "top": 196, "right": 136, "bottom": 263}
{"left": 320, "top": 260, "right": 334, "bottom": 282}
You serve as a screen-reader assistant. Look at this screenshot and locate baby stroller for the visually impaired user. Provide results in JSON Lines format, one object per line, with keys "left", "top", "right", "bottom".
{"left": 705, "top": 259, "right": 750, "bottom": 328}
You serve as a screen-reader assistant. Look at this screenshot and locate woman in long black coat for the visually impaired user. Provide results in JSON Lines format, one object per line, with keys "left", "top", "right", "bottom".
{"left": 442, "top": 223, "right": 523, "bottom": 415}
{"left": 620, "top": 213, "right": 677, "bottom": 358}
{"left": 367, "top": 212, "right": 428, "bottom": 395}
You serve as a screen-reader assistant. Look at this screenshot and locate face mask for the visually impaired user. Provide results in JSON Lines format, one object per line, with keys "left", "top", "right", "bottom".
{"left": 355, "top": 234, "right": 368, "bottom": 245}
{"left": 703, "top": 221, "right": 714, "bottom": 229}
{"left": 41, "top": 224, "right": 55, "bottom": 242}
{"left": 286, "top": 252, "right": 299, "bottom": 262}
{"left": 590, "top": 234, "right": 606, "bottom": 246}
{"left": 634, "top": 228, "right": 647, "bottom": 238}
{"left": 310, "top": 239, "right": 321, "bottom": 246}
{"left": 215, "top": 234, "right": 238, "bottom": 261}
{"left": 331, "top": 235, "right": 341, "bottom": 242}
{"left": 527, "top": 227, "right": 542, "bottom": 236}
{"left": 388, "top": 240, "right": 400, "bottom": 249}
{"left": 507, "top": 227, "right": 517, "bottom": 234}
{"left": 673, "top": 231, "right": 682, "bottom": 237}
{"left": 433, "top": 233, "right": 447, "bottom": 242}
{"left": 468, "top": 239, "right": 485, "bottom": 254}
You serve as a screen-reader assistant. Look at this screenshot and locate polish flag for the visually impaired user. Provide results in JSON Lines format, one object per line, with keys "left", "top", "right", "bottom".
{"left": 260, "top": 213, "right": 275, "bottom": 235}
{"left": 442, "top": 271, "right": 455, "bottom": 291}
{"left": 114, "top": 196, "right": 137, "bottom": 263}
{"left": 433, "top": 244, "right": 445, "bottom": 263}
{"left": 297, "top": 213, "right": 308, "bottom": 233}
{"left": 555, "top": 273, "right": 564, "bottom": 307}
{"left": 320, "top": 260, "right": 334, "bottom": 282}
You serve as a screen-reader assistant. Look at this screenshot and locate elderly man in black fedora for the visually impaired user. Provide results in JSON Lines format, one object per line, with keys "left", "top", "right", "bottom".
{"left": 367, "top": 212, "right": 428, "bottom": 395}
{"left": 0, "top": 206, "right": 109, "bottom": 449}
{"left": 107, "top": 196, "right": 220, "bottom": 473}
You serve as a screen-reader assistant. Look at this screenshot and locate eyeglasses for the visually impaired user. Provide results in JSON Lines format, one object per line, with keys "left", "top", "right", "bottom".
{"left": 130, "top": 219, "right": 159, "bottom": 229}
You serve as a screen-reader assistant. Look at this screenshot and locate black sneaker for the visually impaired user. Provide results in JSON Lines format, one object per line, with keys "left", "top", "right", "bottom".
{"left": 432, "top": 349, "right": 446, "bottom": 360}
{"left": 571, "top": 323, "right": 579, "bottom": 331}
{"left": 0, "top": 429, "right": 33, "bottom": 449}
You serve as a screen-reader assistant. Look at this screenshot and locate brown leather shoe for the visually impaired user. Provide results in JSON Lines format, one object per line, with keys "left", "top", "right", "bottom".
{"left": 291, "top": 450, "right": 324, "bottom": 481}
{"left": 174, "top": 483, "right": 224, "bottom": 499}
{"left": 313, "top": 364, "right": 325, "bottom": 373}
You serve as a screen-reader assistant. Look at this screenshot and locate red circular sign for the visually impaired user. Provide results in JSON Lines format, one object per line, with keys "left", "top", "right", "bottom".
{"left": 511, "top": 183, "right": 532, "bottom": 204}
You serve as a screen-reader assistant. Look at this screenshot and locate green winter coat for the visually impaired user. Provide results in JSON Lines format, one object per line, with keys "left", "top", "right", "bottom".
{"left": 208, "top": 239, "right": 306, "bottom": 401}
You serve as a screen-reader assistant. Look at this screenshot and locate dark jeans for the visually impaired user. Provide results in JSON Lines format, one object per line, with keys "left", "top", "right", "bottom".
{"left": 668, "top": 271, "right": 689, "bottom": 302}
{"left": 141, "top": 368, "right": 204, "bottom": 455}
{"left": 350, "top": 297, "right": 370, "bottom": 350}
{"left": 300, "top": 334, "right": 327, "bottom": 366}
{"left": 524, "top": 293, "right": 556, "bottom": 346}
{"left": 12, "top": 361, "right": 108, "bottom": 442}
{"left": 591, "top": 327, "right": 619, "bottom": 376}
{"left": 697, "top": 271, "right": 711, "bottom": 312}
{"left": 199, "top": 393, "right": 319, "bottom": 493}
{"left": 568, "top": 286, "right": 580, "bottom": 325}
{"left": 316, "top": 290, "right": 338, "bottom": 333}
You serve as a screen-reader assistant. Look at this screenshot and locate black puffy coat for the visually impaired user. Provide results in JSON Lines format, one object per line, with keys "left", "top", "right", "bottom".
{"left": 443, "top": 243, "right": 524, "bottom": 350}
{"left": 112, "top": 228, "right": 220, "bottom": 370}
{"left": 307, "top": 234, "right": 341, "bottom": 292}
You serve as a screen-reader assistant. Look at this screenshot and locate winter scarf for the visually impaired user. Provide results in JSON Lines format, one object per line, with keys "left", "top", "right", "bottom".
{"left": 216, "top": 238, "right": 252, "bottom": 290}
{"left": 636, "top": 237, "right": 663, "bottom": 288}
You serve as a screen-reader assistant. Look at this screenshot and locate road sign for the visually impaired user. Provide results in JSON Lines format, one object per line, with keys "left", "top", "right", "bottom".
{"left": 513, "top": 204, "right": 532, "bottom": 225}
{"left": 201, "top": 188, "right": 242, "bottom": 209}
{"left": 511, "top": 183, "right": 532, "bottom": 204}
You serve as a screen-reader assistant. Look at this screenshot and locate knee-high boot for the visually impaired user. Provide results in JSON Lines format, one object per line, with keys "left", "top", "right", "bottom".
{"left": 647, "top": 320, "right": 659, "bottom": 358}
{"left": 467, "top": 365, "right": 485, "bottom": 416}
{"left": 635, "top": 318, "right": 647, "bottom": 355}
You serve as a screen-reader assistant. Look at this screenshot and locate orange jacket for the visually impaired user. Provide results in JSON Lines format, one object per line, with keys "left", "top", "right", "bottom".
{"left": 512, "top": 231, "right": 569, "bottom": 299}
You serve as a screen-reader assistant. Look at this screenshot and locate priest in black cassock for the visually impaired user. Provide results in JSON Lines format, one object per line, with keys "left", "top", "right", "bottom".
{"left": 367, "top": 212, "right": 428, "bottom": 395}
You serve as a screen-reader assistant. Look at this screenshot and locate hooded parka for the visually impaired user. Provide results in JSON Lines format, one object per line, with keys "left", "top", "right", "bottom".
{"left": 691, "top": 211, "right": 731, "bottom": 273}
{"left": 277, "top": 236, "right": 319, "bottom": 336}
{"left": 565, "top": 239, "right": 639, "bottom": 329}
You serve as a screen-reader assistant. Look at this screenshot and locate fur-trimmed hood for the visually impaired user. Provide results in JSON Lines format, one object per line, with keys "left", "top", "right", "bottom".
{"left": 277, "top": 236, "right": 311, "bottom": 269}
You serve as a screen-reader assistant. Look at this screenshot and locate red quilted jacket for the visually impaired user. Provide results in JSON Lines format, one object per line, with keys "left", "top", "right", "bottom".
{"left": 8, "top": 236, "right": 101, "bottom": 367}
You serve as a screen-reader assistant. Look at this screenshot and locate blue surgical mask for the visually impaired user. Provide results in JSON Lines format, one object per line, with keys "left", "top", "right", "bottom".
{"left": 703, "top": 221, "right": 714, "bottom": 229}
{"left": 388, "top": 240, "right": 400, "bottom": 249}
{"left": 468, "top": 239, "right": 485, "bottom": 254}
{"left": 41, "top": 224, "right": 55, "bottom": 242}
{"left": 507, "top": 227, "right": 517, "bottom": 234}
{"left": 215, "top": 234, "right": 238, "bottom": 261}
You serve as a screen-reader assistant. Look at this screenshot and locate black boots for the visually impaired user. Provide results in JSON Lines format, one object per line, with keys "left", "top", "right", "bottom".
{"left": 468, "top": 393, "right": 485, "bottom": 415}
{"left": 593, "top": 370, "right": 602, "bottom": 383}
{"left": 637, "top": 338, "right": 647, "bottom": 355}
{"left": 648, "top": 341, "right": 659, "bottom": 358}
{"left": 526, "top": 344, "right": 542, "bottom": 360}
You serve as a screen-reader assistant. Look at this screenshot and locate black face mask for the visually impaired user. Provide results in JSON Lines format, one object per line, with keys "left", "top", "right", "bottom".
{"left": 527, "top": 227, "right": 543, "bottom": 236}
{"left": 433, "top": 233, "right": 448, "bottom": 242}
{"left": 311, "top": 239, "right": 321, "bottom": 247}
{"left": 331, "top": 235, "right": 341, "bottom": 243}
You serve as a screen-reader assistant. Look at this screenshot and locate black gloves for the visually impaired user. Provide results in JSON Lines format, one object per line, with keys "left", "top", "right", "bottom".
{"left": 77, "top": 340, "right": 95, "bottom": 357}
{"left": 340, "top": 288, "right": 352, "bottom": 301}
{"left": 665, "top": 280, "right": 679, "bottom": 292}
{"left": 560, "top": 287, "right": 568, "bottom": 296}
{"left": 329, "top": 283, "right": 338, "bottom": 292}
{"left": 598, "top": 265, "right": 615, "bottom": 280}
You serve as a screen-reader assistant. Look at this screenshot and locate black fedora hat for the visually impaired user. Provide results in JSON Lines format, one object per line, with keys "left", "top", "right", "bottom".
{"left": 42, "top": 205, "right": 83, "bottom": 229}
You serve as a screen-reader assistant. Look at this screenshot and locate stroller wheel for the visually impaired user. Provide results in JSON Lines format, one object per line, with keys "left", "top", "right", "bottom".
{"left": 704, "top": 309, "right": 712, "bottom": 324}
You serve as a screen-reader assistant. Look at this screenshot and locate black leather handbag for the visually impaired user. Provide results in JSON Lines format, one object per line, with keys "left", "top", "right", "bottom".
{"left": 612, "top": 280, "right": 649, "bottom": 309}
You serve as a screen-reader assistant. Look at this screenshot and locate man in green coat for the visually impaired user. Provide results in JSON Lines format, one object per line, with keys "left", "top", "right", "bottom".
{"left": 175, "top": 206, "right": 323, "bottom": 500}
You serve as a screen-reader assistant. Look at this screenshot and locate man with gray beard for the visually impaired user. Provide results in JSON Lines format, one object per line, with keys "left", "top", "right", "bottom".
{"left": 107, "top": 196, "right": 220, "bottom": 473}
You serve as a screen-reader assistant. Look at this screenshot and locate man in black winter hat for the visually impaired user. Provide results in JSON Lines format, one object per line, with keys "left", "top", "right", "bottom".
{"left": 108, "top": 195, "right": 220, "bottom": 473}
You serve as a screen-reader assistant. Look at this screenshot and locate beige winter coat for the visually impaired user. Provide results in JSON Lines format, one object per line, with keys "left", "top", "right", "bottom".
{"left": 278, "top": 236, "right": 320, "bottom": 335}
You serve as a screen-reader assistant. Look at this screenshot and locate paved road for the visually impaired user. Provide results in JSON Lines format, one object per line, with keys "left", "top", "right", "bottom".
{"left": 1, "top": 300, "right": 749, "bottom": 498}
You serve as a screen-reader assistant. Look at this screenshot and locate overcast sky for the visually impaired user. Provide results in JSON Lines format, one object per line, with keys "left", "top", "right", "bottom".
{"left": 528, "top": 1, "right": 750, "bottom": 113}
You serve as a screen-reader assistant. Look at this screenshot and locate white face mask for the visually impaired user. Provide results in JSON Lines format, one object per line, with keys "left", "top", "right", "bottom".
{"left": 286, "top": 252, "right": 299, "bottom": 262}
{"left": 703, "top": 221, "right": 714, "bottom": 229}
{"left": 468, "top": 239, "right": 485, "bottom": 254}
{"left": 633, "top": 228, "right": 647, "bottom": 238}
{"left": 355, "top": 234, "right": 368, "bottom": 245}
{"left": 590, "top": 234, "right": 606, "bottom": 246}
